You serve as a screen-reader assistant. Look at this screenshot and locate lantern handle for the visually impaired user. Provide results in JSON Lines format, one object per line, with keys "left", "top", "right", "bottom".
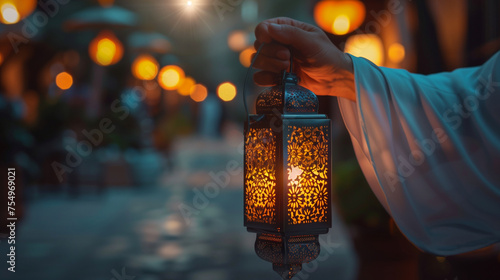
{"left": 243, "top": 43, "right": 266, "bottom": 126}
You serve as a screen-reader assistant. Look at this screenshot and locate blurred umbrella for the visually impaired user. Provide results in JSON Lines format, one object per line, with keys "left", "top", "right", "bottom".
{"left": 63, "top": 5, "right": 137, "bottom": 119}
{"left": 128, "top": 32, "right": 171, "bottom": 54}
{"left": 64, "top": 5, "right": 137, "bottom": 31}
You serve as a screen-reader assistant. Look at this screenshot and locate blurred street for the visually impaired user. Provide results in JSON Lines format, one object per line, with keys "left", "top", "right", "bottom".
{"left": 0, "top": 133, "right": 358, "bottom": 280}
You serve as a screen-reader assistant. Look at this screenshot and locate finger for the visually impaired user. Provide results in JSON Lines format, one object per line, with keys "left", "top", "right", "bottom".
{"left": 255, "top": 17, "right": 318, "bottom": 44}
{"left": 252, "top": 53, "right": 289, "bottom": 73}
{"left": 253, "top": 71, "right": 279, "bottom": 87}
{"left": 253, "top": 42, "right": 291, "bottom": 61}
{"left": 266, "top": 23, "right": 319, "bottom": 55}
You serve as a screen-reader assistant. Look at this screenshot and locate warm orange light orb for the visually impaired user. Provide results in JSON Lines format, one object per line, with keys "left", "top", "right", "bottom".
{"left": 132, "top": 54, "right": 159, "bottom": 81}
{"left": 217, "top": 82, "right": 237, "bottom": 102}
{"left": 239, "top": 47, "right": 255, "bottom": 68}
{"left": 88, "top": 31, "right": 124, "bottom": 66}
{"left": 345, "top": 34, "right": 384, "bottom": 66}
{"left": 190, "top": 84, "right": 207, "bottom": 102}
{"left": 0, "top": 0, "right": 36, "bottom": 24}
{"left": 388, "top": 43, "right": 405, "bottom": 64}
{"left": 158, "top": 65, "right": 185, "bottom": 90}
{"left": 228, "top": 30, "right": 248, "bottom": 52}
{"left": 177, "top": 76, "right": 195, "bottom": 96}
{"left": 332, "top": 15, "right": 350, "bottom": 35}
{"left": 314, "top": 0, "right": 366, "bottom": 35}
{"left": 55, "top": 72, "right": 73, "bottom": 90}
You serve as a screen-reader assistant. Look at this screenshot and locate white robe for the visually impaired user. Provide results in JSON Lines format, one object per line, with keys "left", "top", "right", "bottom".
{"left": 338, "top": 52, "right": 500, "bottom": 256}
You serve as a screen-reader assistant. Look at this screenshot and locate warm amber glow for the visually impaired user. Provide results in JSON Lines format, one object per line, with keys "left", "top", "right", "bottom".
{"left": 158, "top": 65, "right": 185, "bottom": 90}
{"left": 132, "top": 54, "right": 159, "bottom": 81}
{"left": 189, "top": 84, "right": 207, "bottom": 102}
{"left": 55, "top": 72, "right": 73, "bottom": 90}
{"left": 388, "top": 43, "right": 405, "bottom": 64}
{"left": 332, "top": 15, "right": 350, "bottom": 35}
{"left": 345, "top": 34, "right": 384, "bottom": 66}
{"left": 217, "top": 82, "right": 237, "bottom": 102}
{"left": 88, "top": 31, "right": 124, "bottom": 66}
{"left": 97, "top": 39, "right": 116, "bottom": 65}
{"left": 288, "top": 166, "right": 303, "bottom": 181}
{"left": 0, "top": 0, "right": 36, "bottom": 24}
{"left": 228, "top": 30, "right": 248, "bottom": 52}
{"left": 245, "top": 128, "right": 277, "bottom": 224}
{"left": 1, "top": 3, "right": 18, "bottom": 24}
{"left": 239, "top": 47, "right": 255, "bottom": 68}
{"left": 286, "top": 126, "right": 329, "bottom": 225}
{"left": 314, "top": 0, "right": 365, "bottom": 35}
{"left": 177, "top": 76, "right": 195, "bottom": 96}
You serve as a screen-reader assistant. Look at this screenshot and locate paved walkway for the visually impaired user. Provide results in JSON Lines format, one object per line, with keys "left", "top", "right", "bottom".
{"left": 0, "top": 133, "right": 358, "bottom": 280}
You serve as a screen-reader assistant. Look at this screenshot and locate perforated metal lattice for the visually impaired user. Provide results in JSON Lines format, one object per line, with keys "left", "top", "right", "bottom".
{"left": 255, "top": 73, "right": 318, "bottom": 114}
{"left": 255, "top": 233, "right": 320, "bottom": 279}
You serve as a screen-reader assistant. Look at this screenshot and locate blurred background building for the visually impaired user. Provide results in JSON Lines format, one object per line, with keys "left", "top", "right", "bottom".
{"left": 0, "top": 0, "right": 499, "bottom": 279}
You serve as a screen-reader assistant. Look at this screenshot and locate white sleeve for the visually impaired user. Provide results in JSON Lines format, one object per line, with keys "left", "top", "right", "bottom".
{"left": 338, "top": 52, "right": 500, "bottom": 256}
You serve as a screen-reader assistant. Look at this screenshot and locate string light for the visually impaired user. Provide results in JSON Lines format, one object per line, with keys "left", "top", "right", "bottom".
{"left": 158, "top": 65, "right": 185, "bottom": 90}
{"left": 132, "top": 54, "right": 159, "bottom": 81}
{"left": 55, "top": 72, "right": 73, "bottom": 90}
{"left": 239, "top": 47, "right": 255, "bottom": 68}
{"left": 177, "top": 76, "right": 196, "bottom": 96}
{"left": 388, "top": 43, "right": 405, "bottom": 64}
{"left": 217, "top": 82, "right": 237, "bottom": 102}
{"left": 190, "top": 84, "right": 207, "bottom": 102}
{"left": 88, "top": 31, "right": 124, "bottom": 66}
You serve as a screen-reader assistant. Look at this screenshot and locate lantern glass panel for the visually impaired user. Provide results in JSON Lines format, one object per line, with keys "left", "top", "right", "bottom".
{"left": 286, "top": 124, "right": 330, "bottom": 226}
{"left": 244, "top": 127, "right": 277, "bottom": 225}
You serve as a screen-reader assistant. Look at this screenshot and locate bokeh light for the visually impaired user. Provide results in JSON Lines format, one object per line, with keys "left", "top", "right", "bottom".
{"left": 88, "top": 31, "right": 124, "bottom": 66}
{"left": 344, "top": 34, "right": 384, "bottom": 66}
{"left": 0, "top": 0, "right": 36, "bottom": 24}
{"left": 55, "top": 72, "right": 73, "bottom": 90}
{"left": 132, "top": 54, "right": 159, "bottom": 81}
{"left": 1, "top": 3, "right": 19, "bottom": 24}
{"left": 190, "top": 84, "right": 207, "bottom": 102}
{"left": 158, "top": 65, "right": 185, "bottom": 90}
{"left": 332, "top": 15, "right": 350, "bottom": 35}
{"left": 228, "top": 30, "right": 248, "bottom": 52}
{"left": 388, "top": 43, "right": 406, "bottom": 64}
{"left": 314, "top": 0, "right": 366, "bottom": 35}
{"left": 177, "top": 76, "right": 196, "bottom": 96}
{"left": 217, "top": 82, "right": 237, "bottom": 102}
{"left": 239, "top": 47, "right": 255, "bottom": 68}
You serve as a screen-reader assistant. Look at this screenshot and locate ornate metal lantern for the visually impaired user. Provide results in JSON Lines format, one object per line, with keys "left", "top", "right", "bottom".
{"left": 244, "top": 70, "right": 332, "bottom": 279}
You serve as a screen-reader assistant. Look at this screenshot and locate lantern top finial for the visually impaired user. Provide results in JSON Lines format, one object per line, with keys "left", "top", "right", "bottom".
{"left": 255, "top": 71, "right": 319, "bottom": 115}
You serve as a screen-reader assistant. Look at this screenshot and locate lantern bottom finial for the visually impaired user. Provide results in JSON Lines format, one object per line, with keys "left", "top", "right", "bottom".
{"left": 273, "top": 263, "right": 302, "bottom": 279}
{"left": 254, "top": 233, "right": 320, "bottom": 279}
